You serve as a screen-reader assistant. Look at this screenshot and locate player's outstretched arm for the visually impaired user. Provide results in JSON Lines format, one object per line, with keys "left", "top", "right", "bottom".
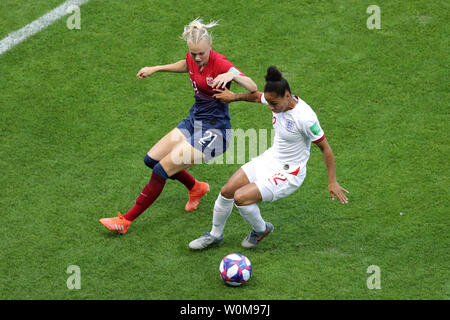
{"left": 315, "top": 137, "right": 349, "bottom": 204}
{"left": 213, "top": 88, "right": 261, "bottom": 104}
{"left": 137, "top": 60, "right": 188, "bottom": 78}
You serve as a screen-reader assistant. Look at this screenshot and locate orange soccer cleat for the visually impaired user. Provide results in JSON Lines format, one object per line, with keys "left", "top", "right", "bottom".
{"left": 99, "top": 213, "right": 132, "bottom": 234}
{"left": 185, "top": 180, "right": 210, "bottom": 212}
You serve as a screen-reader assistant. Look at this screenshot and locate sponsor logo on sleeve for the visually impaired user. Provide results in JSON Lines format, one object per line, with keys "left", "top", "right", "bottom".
{"left": 228, "top": 67, "right": 241, "bottom": 75}
{"left": 309, "top": 122, "right": 321, "bottom": 135}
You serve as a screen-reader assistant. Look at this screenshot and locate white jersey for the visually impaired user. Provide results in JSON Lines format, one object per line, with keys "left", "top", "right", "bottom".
{"left": 259, "top": 93, "right": 325, "bottom": 170}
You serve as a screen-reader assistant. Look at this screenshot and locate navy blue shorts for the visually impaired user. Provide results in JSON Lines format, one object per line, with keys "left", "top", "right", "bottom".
{"left": 177, "top": 116, "right": 231, "bottom": 162}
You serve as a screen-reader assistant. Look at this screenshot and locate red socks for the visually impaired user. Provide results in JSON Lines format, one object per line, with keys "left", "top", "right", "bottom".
{"left": 145, "top": 155, "right": 195, "bottom": 191}
{"left": 171, "top": 170, "right": 196, "bottom": 190}
{"left": 123, "top": 158, "right": 196, "bottom": 222}
{"left": 123, "top": 172, "right": 166, "bottom": 221}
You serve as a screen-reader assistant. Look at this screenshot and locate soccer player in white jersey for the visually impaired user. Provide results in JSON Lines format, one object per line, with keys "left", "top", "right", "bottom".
{"left": 189, "top": 66, "right": 349, "bottom": 249}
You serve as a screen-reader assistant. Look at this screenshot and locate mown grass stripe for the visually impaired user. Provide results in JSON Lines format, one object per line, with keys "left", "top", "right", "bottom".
{"left": 0, "top": 0, "right": 89, "bottom": 55}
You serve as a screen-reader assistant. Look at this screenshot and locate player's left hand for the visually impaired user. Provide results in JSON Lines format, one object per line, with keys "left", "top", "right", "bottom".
{"left": 213, "top": 88, "right": 235, "bottom": 103}
{"left": 328, "top": 182, "right": 349, "bottom": 204}
{"left": 212, "top": 72, "right": 235, "bottom": 89}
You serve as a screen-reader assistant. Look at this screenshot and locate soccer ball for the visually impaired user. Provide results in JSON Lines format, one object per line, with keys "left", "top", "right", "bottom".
{"left": 219, "top": 253, "right": 252, "bottom": 286}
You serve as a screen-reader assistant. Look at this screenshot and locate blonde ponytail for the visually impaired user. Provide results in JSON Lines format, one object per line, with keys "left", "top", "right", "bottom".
{"left": 181, "top": 17, "right": 219, "bottom": 44}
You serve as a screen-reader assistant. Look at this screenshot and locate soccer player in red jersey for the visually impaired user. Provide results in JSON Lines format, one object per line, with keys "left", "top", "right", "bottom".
{"left": 99, "top": 18, "right": 257, "bottom": 234}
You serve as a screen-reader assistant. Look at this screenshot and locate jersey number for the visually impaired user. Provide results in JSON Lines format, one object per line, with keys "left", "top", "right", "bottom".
{"left": 190, "top": 79, "right": 199, "bottom": 94}
{"left": 199, "top": 130, "right": 218, "bottom": 148}
{"left": 269, "top": 173, "right": 288, "bottom": 185}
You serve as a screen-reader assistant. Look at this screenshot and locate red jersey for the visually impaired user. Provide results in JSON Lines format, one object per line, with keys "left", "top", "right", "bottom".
{"left": 186, "top": 50, "right": 245, "bottom": 96}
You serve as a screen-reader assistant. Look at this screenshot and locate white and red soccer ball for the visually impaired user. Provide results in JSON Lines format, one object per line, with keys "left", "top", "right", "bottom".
{"left": 219, "top": 253, "right": 252, "bottom": 286}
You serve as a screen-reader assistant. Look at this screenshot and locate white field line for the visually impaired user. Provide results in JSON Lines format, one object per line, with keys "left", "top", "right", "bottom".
{"left": 0, "top": 0, "right": 89, "bottom": 55}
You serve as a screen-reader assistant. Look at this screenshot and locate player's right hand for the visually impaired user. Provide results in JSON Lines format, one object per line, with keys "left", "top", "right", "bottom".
{"left": 328, "top": 182, "right": 349, "bottom": 204}
{"left": 137, "top": 67, "right": 157, "bottom": 79}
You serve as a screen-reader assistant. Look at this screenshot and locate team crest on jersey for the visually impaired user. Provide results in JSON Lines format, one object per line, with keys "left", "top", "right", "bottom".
{"left": 206, "top": 77, "right": 214, "bottom": 87}
{"left": 286, "top": 120, "right": 295, "bottom": 131}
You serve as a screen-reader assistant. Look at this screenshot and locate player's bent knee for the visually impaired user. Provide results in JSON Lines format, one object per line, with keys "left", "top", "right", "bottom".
{"left": 144, "top": 154, "right": 159, "bottom": 169}
{"left": 220, "top": 184, "right": 235, "bottom": 200}
{"left": 233, "top": 189, "right": 249, "bottom": 206}
{"left": 234, "top": 183, "right": 262, "bottom": 206}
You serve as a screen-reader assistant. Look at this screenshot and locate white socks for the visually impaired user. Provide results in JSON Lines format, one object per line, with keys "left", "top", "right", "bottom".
{"left": 235, "top": 203, "right": 266, "bottom": 233}
{"left": 210, "top": 193, "right": 235, "bottom": 238}
{"left": 210, "top": 194, "right": 267, "bottom": 237}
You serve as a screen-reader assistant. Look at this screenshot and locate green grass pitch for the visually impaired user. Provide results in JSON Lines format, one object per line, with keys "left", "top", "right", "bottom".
{"left": 0, "top": 0, "right": 448, "bottom": 299}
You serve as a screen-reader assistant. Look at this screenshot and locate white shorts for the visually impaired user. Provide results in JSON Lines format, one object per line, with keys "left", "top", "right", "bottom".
{"left": 241, "top": 154, "right": 306, "bottom": 202}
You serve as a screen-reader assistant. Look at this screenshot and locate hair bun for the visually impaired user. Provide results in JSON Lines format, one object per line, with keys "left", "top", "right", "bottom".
{"left": 263, "top": 65, "right": 291, "bottom": 96}
{"left": 265, "top": 66, "right": 282, "bottom": 82}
